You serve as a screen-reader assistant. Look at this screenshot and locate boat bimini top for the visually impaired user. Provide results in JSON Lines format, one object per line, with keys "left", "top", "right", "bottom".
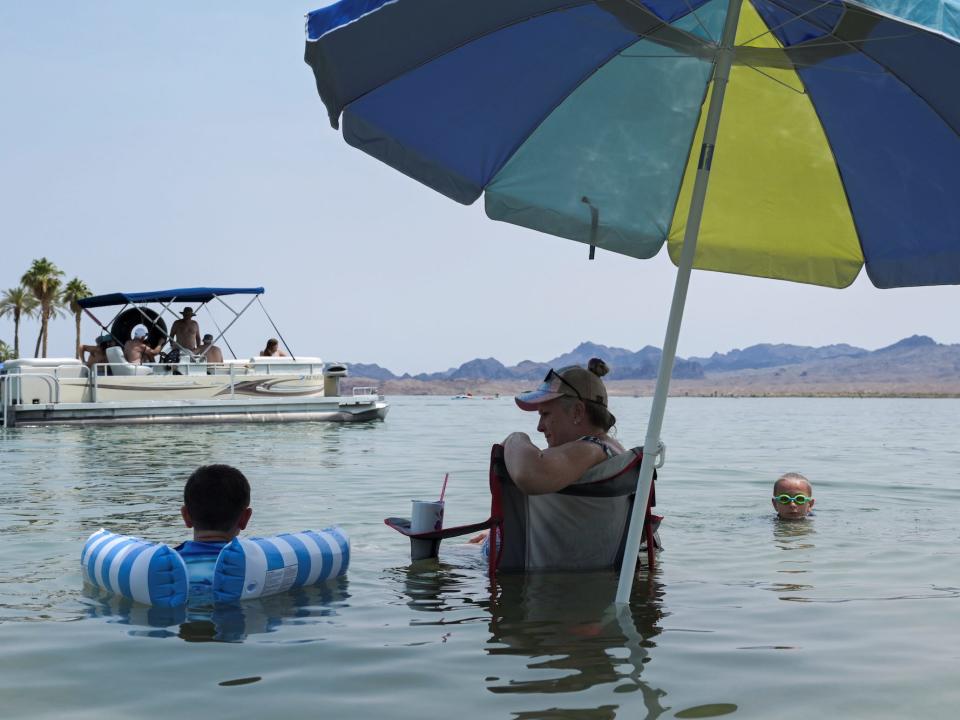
{"left": 78, "top": 287, "right": 265, "bottom": 309}
{"left": 78, "top": 286, "right": 294, "bottom": 361}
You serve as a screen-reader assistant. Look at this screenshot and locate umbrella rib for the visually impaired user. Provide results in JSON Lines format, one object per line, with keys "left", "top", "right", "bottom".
{"left": 782, "top": 31, "right": 923, "bottom": 49}
{"left": 736, "top": 32, "right": 924, "bottom": 71}
{"left": 738, "top": 0, "right": 842, "bottom": 48}
{"left": 486, "top": 5, "right": 719, "bottom": 194}
{"left": 617, "top": 31, "right": 716, "bottom": 59}
{"left": 618, "top": 0, "right": 718, "bottom": 55}
{"left": 774, "top": 59, "right": 889, "bottom": 75}
{"left": 484, "top": 34, "right": 650, "bottom": 194}
{"left": 760, "top": 0, "right": 859, "bottom": 51}
{"left": 741, "top": 63, "right": 807, "bottom": 93}
{"left": 319, "top": 1, "right": 594, "bottom": 124}
{"left": 679, "top": 0, "right": 717, "bottom": 43}
{"left": 619, "top": 52, "right": 710, "bottom": 57}
{"left": 758, "top": 2, "right": 960, "bottom": 139}
{"left": 761, "top": 0, "right": 923, "bottom": 56}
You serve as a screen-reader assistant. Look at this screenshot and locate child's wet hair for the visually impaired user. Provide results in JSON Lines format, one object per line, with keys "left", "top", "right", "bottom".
{"left": 183, "top": 464, "right": 250, "bottom": 532}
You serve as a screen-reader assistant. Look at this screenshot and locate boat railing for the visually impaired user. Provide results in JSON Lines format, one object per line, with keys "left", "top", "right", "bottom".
{"left": 352, "top": 386, "right": 379, "bottom": 397}
{"left": 88, "top": 360, "right": 323, "bottom": 377}
{"left": 89, "top": 361, "right": 237, "bottom": 401}
{"left": 87, "top": 360, "right": 326, "bottom": 402}
{"left": 55, "top": 364, "right": 90, "bottom": 380}
{"left": 3, "top": 362, "right": 89, "bottom": 379}
{"left": 91, "top": 361, "right": 219, "bottom": 377}
{"left": 1, "top": 373, "right": 61, "bottom": 427}
{"left": 241, "top": 360, "right": 323, "bottom": 376}
{"left": 2, "top": 360, "right": 347, "bottom": 419}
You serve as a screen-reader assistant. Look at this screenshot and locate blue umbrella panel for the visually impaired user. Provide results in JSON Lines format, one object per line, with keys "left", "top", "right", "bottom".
{"left": 305, "top": 0, "right": 960, "bottom": 289}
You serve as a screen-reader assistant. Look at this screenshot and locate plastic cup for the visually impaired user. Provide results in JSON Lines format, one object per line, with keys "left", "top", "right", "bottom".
{"left": 410, "top": 500, "right": 444, "bottom": 560}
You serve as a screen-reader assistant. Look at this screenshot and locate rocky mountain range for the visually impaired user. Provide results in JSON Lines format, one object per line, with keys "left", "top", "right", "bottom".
{"left": 346, "top": 335, "right": 960, "bottom": 397}
{"left": 350, "top": 341, "right": 704, "bottom": 382}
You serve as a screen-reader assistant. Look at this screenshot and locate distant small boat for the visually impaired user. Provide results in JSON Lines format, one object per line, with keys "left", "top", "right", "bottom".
{"left": 451, "top": 392, "right": 474, "bottom": 399}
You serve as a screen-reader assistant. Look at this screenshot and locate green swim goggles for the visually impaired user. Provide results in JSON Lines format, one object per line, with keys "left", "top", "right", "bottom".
{"left": 773, "top": 493, "right": 813, "bottom": 505}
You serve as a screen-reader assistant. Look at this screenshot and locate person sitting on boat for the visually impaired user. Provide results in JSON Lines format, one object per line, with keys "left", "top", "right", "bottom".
{"left": 197, "top": 334, "right": 224, "bottom": 364}
{"left": 260, "top": 338, "right": 287, "bottom": 357}
{"left": 169, "top": 306, "right": 201, "bottom": 354}
{"left": 469, "top": 358, "right": 625, "bottom": 544}
{"left": 124, "top": 324, "right": 162, "bottom": 364}
{"left": 79, "top": 334, "right": 114, "bottom": 371}
{"left": 176, "top": 464, "right": 252, "bottom": 590}
{"left": 772, "top": 472, "right": 815, "bottom": 521}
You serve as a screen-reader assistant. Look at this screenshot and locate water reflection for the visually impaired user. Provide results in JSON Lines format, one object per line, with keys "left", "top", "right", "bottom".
{"left": 395, "top": 562, "right": 669, "bottom": 718}
{"left": 674, "top": 703, "right": 738, "bottom": 718}
{"left": 512, "top": 706, "right": 620, "bottom": 719}
{"left": 70, "top": 423, "right": 353, "bottom": 495}
{"left": 488, "top": 574, "right": 665, "bottom": 698}
{"left": 81, "top": 576, "right": 349, "bottom": 643}
{"left": 393, "top": 559, "right": 487, "bottom": 618}
{"left": 0, "top": 477, "right": 59, "bottom": 536}
{"left": 64, "top": 423, "right": 357, "bottom": 536}
{"left": 772, "top": 517, "right": 816, "bottom": 549}
{"left": 771, "top": 518, "right": 816, "bottom": 603}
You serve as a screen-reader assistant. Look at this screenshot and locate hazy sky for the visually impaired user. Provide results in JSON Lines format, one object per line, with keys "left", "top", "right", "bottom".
{"left": 2, "top": 2, "right": 957, "bottom": 375}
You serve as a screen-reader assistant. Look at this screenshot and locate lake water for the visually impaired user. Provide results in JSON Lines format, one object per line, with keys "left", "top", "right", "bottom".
{"left": 1, "top": 396, "right": 958, "bottom": 719}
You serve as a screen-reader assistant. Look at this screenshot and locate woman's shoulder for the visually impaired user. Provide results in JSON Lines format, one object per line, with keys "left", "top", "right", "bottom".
{"left": 577, "top": 435, "right": 625, "bottom": 458}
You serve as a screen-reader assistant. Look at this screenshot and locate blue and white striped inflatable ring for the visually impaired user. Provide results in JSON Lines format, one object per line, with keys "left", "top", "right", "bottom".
{"left": 81, "top": 529, "right": 189, "bottom": 607}
{"left": 213, "top": 529, "right": 350, "bottom": 603}
{"left": 82, "top": 527, "right": 350, "bottom": 608}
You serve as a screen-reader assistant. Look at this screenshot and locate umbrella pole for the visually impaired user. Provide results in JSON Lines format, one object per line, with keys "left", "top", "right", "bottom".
{"left": 615, "top": 0, "right": 745, "bottom": 605}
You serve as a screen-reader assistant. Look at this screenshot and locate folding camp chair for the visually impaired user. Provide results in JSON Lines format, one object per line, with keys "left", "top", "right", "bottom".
{"left": 386, "top": 444, "right": 661, "bottom": 581}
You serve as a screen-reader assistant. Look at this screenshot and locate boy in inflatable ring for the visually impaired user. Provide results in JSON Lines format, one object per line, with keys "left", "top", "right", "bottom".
{"left": 176, "top": 464, "right": 253, "bottom": 587}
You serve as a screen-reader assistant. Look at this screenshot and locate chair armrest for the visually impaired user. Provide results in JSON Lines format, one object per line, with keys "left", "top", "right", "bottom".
{"left": 384, "top": 517, "right": 491, "bottom": 540}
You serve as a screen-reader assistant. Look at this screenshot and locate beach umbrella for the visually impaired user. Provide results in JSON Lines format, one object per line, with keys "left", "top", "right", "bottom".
{"left": 304, "top": 0, "right": 960, "bottom": 603}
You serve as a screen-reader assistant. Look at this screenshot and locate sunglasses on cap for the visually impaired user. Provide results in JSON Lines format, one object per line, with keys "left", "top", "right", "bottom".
{"left": 773, "top": 494, "right": 813, "bottom": 505}
{"left": 543, "top": 368, "right": 585, "bottom": 402}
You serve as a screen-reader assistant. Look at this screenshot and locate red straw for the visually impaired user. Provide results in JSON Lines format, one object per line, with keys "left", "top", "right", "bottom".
{"left": 439, "top": 472, "right": 449, "bottom": 503}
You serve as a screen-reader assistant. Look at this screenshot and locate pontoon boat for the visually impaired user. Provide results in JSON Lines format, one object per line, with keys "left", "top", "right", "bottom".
{"left": 0, "top": 287, "right": 388, "bottom": 426}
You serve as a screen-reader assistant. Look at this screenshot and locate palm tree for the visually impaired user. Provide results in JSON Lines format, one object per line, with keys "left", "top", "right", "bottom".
{"left": 0, "top": 287, "right": 38, "bottom": 359}
{"left": 21, "top": 258, "right": 65, "bottom": 358}
{"left": 61, "top": 278, "right": 92, "bottom": 360}
{"left": 0, "top": 339, "right": 13, "bottom": 363}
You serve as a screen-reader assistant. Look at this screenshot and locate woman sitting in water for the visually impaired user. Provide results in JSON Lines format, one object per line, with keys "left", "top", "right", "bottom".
{"left": 502, "top": 357, "right": 625, "bottom": 492}
{"left": 469, "top": 358, "right": 624, "bottom": 544}
{"left": 260, "top": 338, "right": 287, "bottom": 357}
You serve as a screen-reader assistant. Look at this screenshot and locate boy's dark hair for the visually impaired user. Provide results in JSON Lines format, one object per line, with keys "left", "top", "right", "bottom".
{"left": 183, "top": 464, "right": 250, "bottom": 532}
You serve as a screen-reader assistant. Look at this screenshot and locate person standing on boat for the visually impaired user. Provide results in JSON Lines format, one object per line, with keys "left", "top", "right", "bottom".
{"left": 197, "top": 334, "right": 224, "bottom": 364}
{"left": 169, "top": 306, "right": 201, "bottom": 354}
{"left": 260, "top": 338, "right": 287, "bottom": 357}
{"left": 124, "top": 324, "right": 162, "bottom": 364}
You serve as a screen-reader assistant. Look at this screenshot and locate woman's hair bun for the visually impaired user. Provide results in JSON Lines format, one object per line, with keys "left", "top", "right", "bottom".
{"left": 587, "top": 357, "right": 609, "bottom": 378}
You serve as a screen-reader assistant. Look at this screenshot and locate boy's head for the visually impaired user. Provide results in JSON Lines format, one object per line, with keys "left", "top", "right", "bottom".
{"left": 181, "top": 464, "right": 252, "bottom": 539}
{"left": 772, "top": 472, "right": 814, "bottom": 520}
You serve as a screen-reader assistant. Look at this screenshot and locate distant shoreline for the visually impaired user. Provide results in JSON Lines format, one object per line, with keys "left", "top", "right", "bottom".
{"left": 344, "top": 377, "right": 960, "bottom": 399}
{"left": 343, "top": 335, "right": 960, "bottom": 399}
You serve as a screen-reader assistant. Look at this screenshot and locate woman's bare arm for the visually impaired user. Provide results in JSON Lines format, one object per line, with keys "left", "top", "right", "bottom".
{"left": 502, "top": 432, "right": 605, "bottom": 495}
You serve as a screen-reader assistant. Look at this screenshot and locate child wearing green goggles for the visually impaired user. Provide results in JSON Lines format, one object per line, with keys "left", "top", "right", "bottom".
{"left": 772, "top": 472, "right": 815, "bottom": 520}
